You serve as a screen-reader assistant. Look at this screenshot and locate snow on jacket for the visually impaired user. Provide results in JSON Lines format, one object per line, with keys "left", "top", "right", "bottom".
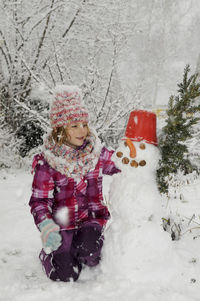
{"left": 29, "top": 147, "right": 120, "bottom": 230}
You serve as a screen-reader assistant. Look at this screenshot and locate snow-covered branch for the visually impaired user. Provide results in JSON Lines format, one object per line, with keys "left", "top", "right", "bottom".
{"left": 62, "top": 0, "right": 87, "bottom": 38}
{"left": 13, "top": 97, "right": 50, "bottom": 131}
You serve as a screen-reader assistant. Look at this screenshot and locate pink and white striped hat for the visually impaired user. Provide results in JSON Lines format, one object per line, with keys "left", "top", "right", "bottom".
{"left": 50, "top": 85, "right": 89, "bottom": 128}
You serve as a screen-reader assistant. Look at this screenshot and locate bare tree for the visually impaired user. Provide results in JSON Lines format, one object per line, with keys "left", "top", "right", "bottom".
{"left": 0, "top": 0, "right": 140, "bottom": 157}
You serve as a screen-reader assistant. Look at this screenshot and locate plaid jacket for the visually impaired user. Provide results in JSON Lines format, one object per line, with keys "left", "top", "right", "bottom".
{"left": 29, "top": 147, "right": 120, "bottom": 230}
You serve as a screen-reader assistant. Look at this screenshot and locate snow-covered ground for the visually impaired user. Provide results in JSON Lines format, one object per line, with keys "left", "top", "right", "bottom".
{"left": 1, "top": 165, "right": 200, "bottom": 301}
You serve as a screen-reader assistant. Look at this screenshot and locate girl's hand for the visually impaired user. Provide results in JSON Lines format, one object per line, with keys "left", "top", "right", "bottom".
{"left": 38, "top": 219, "right": 62, "bottom": 254}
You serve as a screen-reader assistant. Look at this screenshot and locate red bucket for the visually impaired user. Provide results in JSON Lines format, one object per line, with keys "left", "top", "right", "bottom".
{"left": 125, "top": 110, "right": 157, "bottom": 146}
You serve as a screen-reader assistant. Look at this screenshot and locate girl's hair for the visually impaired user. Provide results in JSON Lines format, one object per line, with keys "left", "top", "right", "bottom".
{"left": 49, "top": 125, "right": 90, "bottom": 146}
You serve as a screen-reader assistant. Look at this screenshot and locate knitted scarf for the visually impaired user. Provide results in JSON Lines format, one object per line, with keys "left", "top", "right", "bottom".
{"left": 43, "top": 131, "right": 102, "bottom": 180}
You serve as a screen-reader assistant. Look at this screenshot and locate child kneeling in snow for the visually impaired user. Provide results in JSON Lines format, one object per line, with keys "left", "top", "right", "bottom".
{"left": 29, "top": 85, "right": 120, "bottom": 282}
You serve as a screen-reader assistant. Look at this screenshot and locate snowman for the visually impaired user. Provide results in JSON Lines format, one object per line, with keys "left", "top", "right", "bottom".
{"left": 110, "top": 110, "right": 161, "bottom": 224}
{"left": 101, "top": 110, "right": 169, "bottom": 282}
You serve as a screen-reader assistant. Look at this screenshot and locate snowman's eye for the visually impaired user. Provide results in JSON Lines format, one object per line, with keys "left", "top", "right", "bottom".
{"left": 139, "top": 143, "right": 146, "bottom": 150}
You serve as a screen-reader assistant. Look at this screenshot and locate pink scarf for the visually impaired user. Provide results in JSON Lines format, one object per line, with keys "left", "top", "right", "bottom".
{"left": 43, "top": 131, "right": 102, "bottom": 180}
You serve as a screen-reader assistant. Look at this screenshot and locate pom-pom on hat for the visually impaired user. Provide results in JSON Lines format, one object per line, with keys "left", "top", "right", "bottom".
{"left": 50, "top": 85, "right": 89, "bottom": 128}
{"left": 125, "top": 110, "right": 157, "bottom": 146}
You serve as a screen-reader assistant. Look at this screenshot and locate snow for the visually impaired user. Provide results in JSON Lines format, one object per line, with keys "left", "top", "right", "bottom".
{"left": 1, "top": 144, "right": 200, "bottom": 301}
{"left": 55, "top": 207, "right": 69, "bottom": 227}
{"left": 1, "top": 0, "right": 200, "bottom": 298}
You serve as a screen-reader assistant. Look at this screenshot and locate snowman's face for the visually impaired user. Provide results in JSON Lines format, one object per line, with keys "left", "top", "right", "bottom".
{"left": 113, "top": 139, "right": 159, "bottom": 173}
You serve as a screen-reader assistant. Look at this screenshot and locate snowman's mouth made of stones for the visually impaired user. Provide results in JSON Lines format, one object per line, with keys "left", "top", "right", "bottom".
{"left": 116, "top": 139, "right": 146, "bottom": 168}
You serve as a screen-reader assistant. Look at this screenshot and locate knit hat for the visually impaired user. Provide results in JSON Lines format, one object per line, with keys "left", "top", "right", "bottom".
{"left": 50, "top": 85, "right": 89, "bottom": 128}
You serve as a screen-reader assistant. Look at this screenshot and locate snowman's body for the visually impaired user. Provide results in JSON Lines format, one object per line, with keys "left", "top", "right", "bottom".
{"left": 110, "top": 139, "right": 161, "bottom": 225}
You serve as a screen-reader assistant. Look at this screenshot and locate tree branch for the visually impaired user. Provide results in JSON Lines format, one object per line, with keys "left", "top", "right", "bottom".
{"left": 62, "top": 0, "right": 87, "bottom": 38}
{"left": 13, "top": 97, "right": 50, "bottom": 131}
{"left": 22, "top": 0, "right": 55, "bottom": 96}
{"left": 96, "top": 36, "right": 117, "bottom": 123}
{"left": 0, "top": 30, "right": 13, "bottom": 65}
{"left": 0, "top": 46, "right": 10, "bottom": 73}
{"left": 20, "top": 57, "right": 53, "bottom": 91}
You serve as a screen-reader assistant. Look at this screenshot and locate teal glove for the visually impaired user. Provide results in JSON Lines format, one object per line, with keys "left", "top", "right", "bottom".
{"left": 38, "top": 219, "right": 62, "bottom": 254}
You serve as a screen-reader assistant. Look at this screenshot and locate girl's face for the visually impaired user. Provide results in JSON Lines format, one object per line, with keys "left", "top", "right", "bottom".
{"left": 65, "top": 122, "right": 88, "bottom": 148}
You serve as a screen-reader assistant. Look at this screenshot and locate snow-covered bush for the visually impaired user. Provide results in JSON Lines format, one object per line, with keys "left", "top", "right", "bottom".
{"left": 0, "top": 122, "right": 23, "bottom": 169}
{"left": 157, "top": 65, "right": 200, "bottom": 195}
{"left": 186, "top": 111, "right": 200, "bottom": 170}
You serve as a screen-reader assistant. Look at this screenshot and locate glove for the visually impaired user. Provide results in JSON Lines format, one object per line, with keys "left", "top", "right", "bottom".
{"left": 38, "top": 219, "right": 62, "bottom": 254}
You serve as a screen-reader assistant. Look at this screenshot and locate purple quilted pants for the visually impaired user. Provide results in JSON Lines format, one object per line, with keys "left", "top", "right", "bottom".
{"left": 39, "top": 222, "right": 103, "bottom": 282}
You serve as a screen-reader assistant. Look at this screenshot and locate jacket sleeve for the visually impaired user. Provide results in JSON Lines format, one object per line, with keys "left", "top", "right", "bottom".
{"left": 101, "top": 147, "right": 121, "bottom": 176}
{"left": 29, "top": 154, "right": 55, "bottom": 229}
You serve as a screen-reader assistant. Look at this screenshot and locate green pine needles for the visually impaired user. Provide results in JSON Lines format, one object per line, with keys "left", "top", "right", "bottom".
{"left": 157, "top": 65, "right": 200, "bottom": 195}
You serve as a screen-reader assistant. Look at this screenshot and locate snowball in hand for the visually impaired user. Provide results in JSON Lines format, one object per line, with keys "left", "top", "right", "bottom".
{"left": 55, "top": 207, "right": 69, "bottom": 226}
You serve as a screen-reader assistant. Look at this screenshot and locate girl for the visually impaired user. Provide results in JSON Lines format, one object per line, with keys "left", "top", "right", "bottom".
{"left": 29, "top": 85, "right": 120, "bottom": 282}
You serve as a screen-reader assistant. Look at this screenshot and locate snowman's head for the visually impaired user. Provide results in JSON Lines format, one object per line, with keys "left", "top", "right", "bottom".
{"left": 113, "top": 138, "right": 160, "bottom": 175}
{"left": 114, "top": 110, "right": 159, "bottom": 175}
